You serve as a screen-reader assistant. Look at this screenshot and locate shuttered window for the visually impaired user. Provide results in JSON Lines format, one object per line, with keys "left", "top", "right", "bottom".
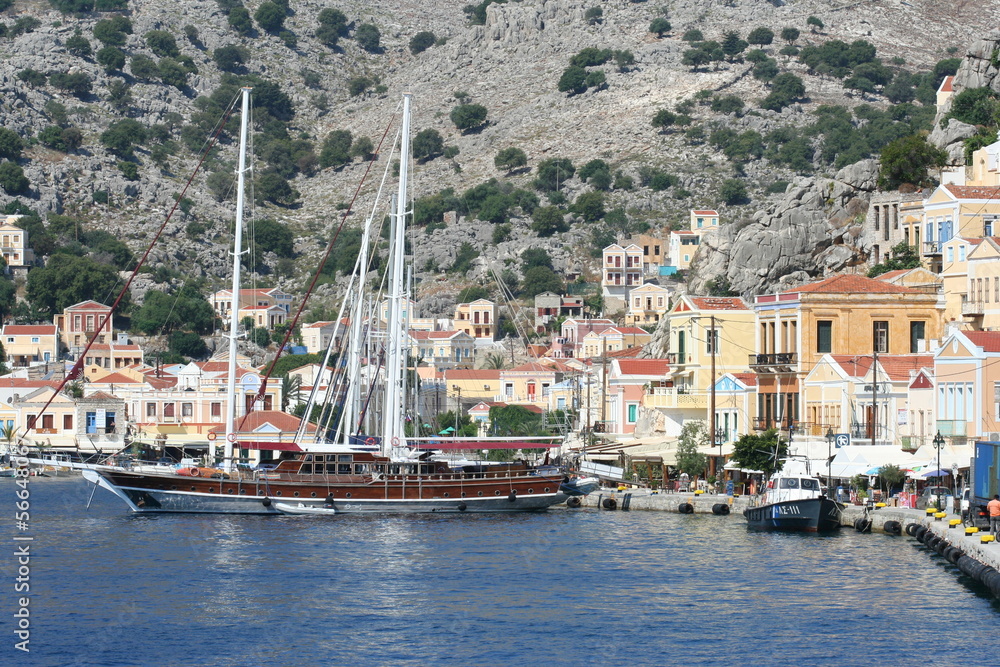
{"left": 816, "top": 321, "right": 832, "bottom": 353}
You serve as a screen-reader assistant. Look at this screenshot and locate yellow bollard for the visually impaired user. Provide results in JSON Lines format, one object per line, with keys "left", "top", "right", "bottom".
{"left": 925, "top": 508, "right": 937, "bottom": 515}
{"left": 980, "top": 534, "right": 995, "bottom": 544}
{"left": 949, "top": 519, "right": 962, "bottom": 528}
{"left": 875, "top": 502, "right": 887, "bottom": 508}
{"left": 934, "top": 512, "right": 947, "bottom": 520}
{"left": 966, "top": 527, "right": 980, "bottom": 535}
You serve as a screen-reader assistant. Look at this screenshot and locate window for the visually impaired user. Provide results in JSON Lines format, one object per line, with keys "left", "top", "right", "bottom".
{"left": 31, "top": 337, "right": 39, "bottom": 344}
{"left": 995, "top": 382, "right": 1000, "bottom": 421}
{"left": 987, "top": 219, "right": 995, "bottom": 237}
{"left": 63, "top": 414, "right": 73, "bottom": 430}
{"left": 627, "top": 404, "right": 638, "bottom": 423}
{"left": 910, "top": 321, "right": 925, "bottom": 353}
{"left": 164, "top": 403, "right": 175, "bottom": 418}
{"left": 816, "top": 321, "right": 832, "bottom": 353}
{"left": 182, "top": 403, "right": 193, "bottom": 418}
{"left": 654, "top": 245, "right": 660, "bottom": 255}
{"left": 26, "top": 415, "right": 36, "bottom": 429}
{"left": 960, "top": 246, "right": 966, "bottom": 261}
{"left": 42, "top": 414, "right": 53, "bottom": 429}
{"left": 873, "top": 321, "right": 888, "bottom": 354}
{"left": 146, "top": 403, "right": 157, "bottom": 418}
{"left": 211, "top": 402, "right": 221, "bottom": 417}
{"left": 706, "top": 329, "right": 718, "bottom": 355}
{"left": 946, "top": 246, "right": 954, "bottom": 263}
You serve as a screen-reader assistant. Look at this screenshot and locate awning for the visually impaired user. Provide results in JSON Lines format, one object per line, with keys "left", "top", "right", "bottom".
{"left": 414, "top": 439, "right": 561, "bottom": 450}
{"left": 240, "top": 441, "right": 302, "bottom": 451}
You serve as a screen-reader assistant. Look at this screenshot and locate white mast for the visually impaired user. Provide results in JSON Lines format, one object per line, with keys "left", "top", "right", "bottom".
{"left": 382, "top": 93, "right": 411, "bottom": 457}
{"left": 341, "top": 214, "right": 374, "bottom": 443}
{"left": 223, "top": 87, "right": 251, "bottom": 472}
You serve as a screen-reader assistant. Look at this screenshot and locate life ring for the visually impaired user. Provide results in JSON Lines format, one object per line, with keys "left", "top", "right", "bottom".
{"left": 366, "top": 437, "right": 376, "bottom": 446}
{"left": 391, "top": 436, "right": 400, "bottom": 446}
{"left": 207, "top": 432, "right": 217, "bottom": 441}
{"left": 189, "top": 467, "right": 200, "bottom": 477}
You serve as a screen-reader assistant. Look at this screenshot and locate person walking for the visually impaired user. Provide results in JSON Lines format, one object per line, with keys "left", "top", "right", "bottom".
{"left": 988, "top": 494, "right": 1000, "bottom": 535}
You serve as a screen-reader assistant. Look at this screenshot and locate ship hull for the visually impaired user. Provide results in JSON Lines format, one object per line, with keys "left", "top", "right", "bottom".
{"left": 83, "top": 469, "right": 567, "bottom": 515}
{"left": 743, "top": 497, "right": 842, "bottom": 533}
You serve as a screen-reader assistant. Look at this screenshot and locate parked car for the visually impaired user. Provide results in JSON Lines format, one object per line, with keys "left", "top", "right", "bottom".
{"left": 916, "top": 485, "right": 952, "bottom": 510}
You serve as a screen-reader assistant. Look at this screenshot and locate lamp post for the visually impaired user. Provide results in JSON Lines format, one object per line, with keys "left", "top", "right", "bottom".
{"left": 453, "top": 385, "right": 461, "bottom": 435}
{"left": 825, "top": 427, "right": 834, "bottom": 496}
{"left": 715, "top": 426, "right": 725, "bottom": 484}
{"left": 933, "top": 431, "right": 945, "bottom": 511}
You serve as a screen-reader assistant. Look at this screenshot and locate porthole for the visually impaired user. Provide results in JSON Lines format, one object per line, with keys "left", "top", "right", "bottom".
{"left": 478, "top": 491, "right": 484, "bottom": 497}
{"left": 461, "top": 492, "right": 467, "bottom": 498}
{"left": 544, "top": 487, "right": 550, "bottom": 493}
{"left": 191, "top": 486, "right": 197, "bottom": 492}
{"left": 310, "top": 492, "right": 317, "bottom": 498}
{"left": 276, "top": 491, "right": 282, "bottom": 496}
{"left": 208, "top": 488, "right": 215, "bottom": 493}
{"left": 528, "top": 488, "right": 534, "bottom": 494}
{"left": 443, "top": 492, "right": 450, "bottom": 498}
{"left": 345, "top": 492, "right": 352, "bottom": 498}
{"left": 293, "top": 492, "right": 300, "bottom": 497}
{"left": 239, "top": 489, "right": 246, "bottom": 495}
{"left": 258, "top": 490, "right": 264, "bottom": 496}
{"left": 170, "top": 485, "right": 176, "bottom": 490}
{"left": 227, "top": 489, "right": 234, "bottom": 495}
{"left": 494, "top": 490, "right": 501, "bottom": 496}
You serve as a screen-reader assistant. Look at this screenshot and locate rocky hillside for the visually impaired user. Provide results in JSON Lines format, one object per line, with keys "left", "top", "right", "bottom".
{"left": 1, "top": 0, "right": 998, "bottom": 319}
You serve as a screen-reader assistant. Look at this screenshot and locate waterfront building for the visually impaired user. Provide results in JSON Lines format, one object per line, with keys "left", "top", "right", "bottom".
{"left": 932, "top": 330, "right": 1000, "bottom": 443}
{"left": 581, "top": 326, "right": 651, "bottom": 358}
{"left": 300, "top": 320, "right": 348, "bottom": 355}
{"left": 1, "top": 324, "right": 60, "bottom": 367}
{"left": 601, "top": 243, "right": 643, "bottom": 312}
{"left": 497, "top": 361, "right": 563, "bottom": 410}
{"left": 667, "top": 231, "right": 700, "bottom": 272}
{"left": 713, "top": 372, "right": 757, "bottom": 446}
{"left": 963, "top": 236, "right": 1000, "bottom": 330}
{"left": 751, "top": 275, "right": 944, "bottom": 441}
{"left": 551, "top": 318, "right": 615, "bottom": 358}
{"left": 444, "top": 368, "right": 502, "bottom": 412}
{"left": 604, "top": 358, "right": 671, "bottom": 437}
{"left": 407, "top": 330, "right": 475, "bottom": 369}
{"left": 11, "top": 386, "right": 125, "bottom": 452}
{"left": 624, "top": 231, "right": 669, "bottom": 276}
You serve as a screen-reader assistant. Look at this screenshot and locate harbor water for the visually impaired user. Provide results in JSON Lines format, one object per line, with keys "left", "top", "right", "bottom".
{"left": 2, "top": 477, "right": 997, "bottom": 666}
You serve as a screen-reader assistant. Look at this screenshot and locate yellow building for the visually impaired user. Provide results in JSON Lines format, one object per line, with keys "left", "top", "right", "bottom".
{"left": 625, "top": 283, "right": 672, "bottom": 326}
{"left": 918, "top": 184, "right": 1000, "bottom": 272}
{"left": 964, "top": 237, "right": 1000, "bottom": 331}
{"left": 752, "top": 274, "right": 944, "bottom": 436}
{"left": 0, "top": 216, "right": 35, "bottom": 273}
{"left": 1, "top": 325, "right": 60, "bottom": 367}
{"left": 453, "top": 299, "right": 498, "bottom": 340}
{"left": 690, "top": 209, "right": 720, "bottom": 234}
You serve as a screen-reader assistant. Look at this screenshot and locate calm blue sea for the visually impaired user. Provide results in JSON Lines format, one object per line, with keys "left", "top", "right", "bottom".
{"left": 0, "top": 477, "right": 996, "bottom": 666}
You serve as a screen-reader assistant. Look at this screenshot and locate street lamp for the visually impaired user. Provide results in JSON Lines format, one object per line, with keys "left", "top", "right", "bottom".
{"left": 933, "top": 431, "right": 945, "bottom": 511}
{"left": 715, "top": 427, "right": 726, "bottom": 484}
{"left": 825, "top": 427, "right": 835, "bottom": 496}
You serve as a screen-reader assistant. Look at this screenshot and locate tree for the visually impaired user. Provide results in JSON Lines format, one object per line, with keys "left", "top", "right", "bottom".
{"left": 535, "top": 157, "right": 575, "bottom": 191}
{"left": 877, "top": 134, "right": 947, "bottom": 190}
{"left": 319, "top": 129, "right": 353, "bottom": 169}
{"left": 682, "top": 29, "right": 703, "bottom": 42}
{"left": 585, "top": 70, "right": 606, "bottom": 90}
{"left": 0, "top": 163, "right": 28, "bottom": 195}
{"left": 157, "top": 58, "right": 189, "bottom": 89}
{"left": 349, "top": 136, "right": 374, "bottom": 161}
{"left": 946, "top": 88, "right": 1000, "bottom": 127}
{"left": 213, "top": 44, "right": 248, "bottom": 72}
{"left": 65, "top": 29, "right": 92, "bottom": 58}
{"left": 761, "top": 72, "right": 805, "bottom": 111}
{"left": 494, "top": 147, "right": 527, "bottom": 174}
{"left": 520, "top": 266, "right": 563, "bottom": 297}
{"left": 721, "top": 31, "right": 748, "bottom": 61}
{"left": 96, "top": 46, "right": 126, "bottom": 72}
{"left": 866, "top": 241, "right": 922, "bottom": 278}
{"left": 255, "top": 171, "right": 298, "bottom": 205}
{"left": 570, "top": 191, "right": 605, "bottom": 222}
{"left": 100, "top": 118, "right": 146, "bottom": 158}
{"left": 780, "top": 27, "right": 800, "bottom": 43}
{"left": 409, "top": 31, "right": 435, "bottom": 55}
{"left": 719, "top": 179, "right": 748, "bottom": 205}
{"left": 585, "top": 7, "right": 602, "bottom": 25}
{"left": 557, "top": 66, "right": 588, "bottom": 95}
{"left": 49, "top": 71, "right": 91, "bottom": 98}
{"left": 130, "top": 54, "right": 158, "bottom": 80}
{"left": 93, "top": 16, "right": 131, "bottom": 47}
{"left": 355, "top": 23, "right": 381, "bottom": 52}
{"left": 254, "top": 1, "right": 285, "bottom": 33}
{"left": 144, "top": 30, "right": 179, "bottom": 58}
{"left": 682, "top": 48, "right": 711, "bottom": 71}
{"left": 228, "top": 6, "right": 254, "bottom": 37}
{"left": 412, "top": 128, "right": 444, "bottom": 162}
{"left": 649, "top": 18, "right": 671, "bottom": 38}
{"left": 168, "top": 331, "right": 208, "bottom": 359}
{"left": 450, "top": 104, "right": 489, "bottom": 132}
{"left": 876, "top": 464, "right": 906, "bottom": 497}
{"left": 26, "top": 255, "right": 127, "bottom": 315}
{"left": 652, "top": 108, "right": 676, "bottom": 132}
{"left": 731, "top": 429, "right": 787, "bottom": 477}
{"left": 0, "top": 128, "right": 24, "bottom": 160}
{"left": 255, "top": 218, "right": 295, "bottom": 257}
{"left": 807, "top": 16, "right": 824, "bottom": 33}
{"left": 132, "top": 287, "right": 216, "bottom": 335}
{"left": 530, "top": 206, "right": 568, "bottom": 237}
{"left": 747, "top": 27, "right": 774, "bottom": 46}
{"left": 315, "top": 8, "right": 348, "bottom": 48}
{"left": 675, "top": 421, "right": 709, "bottom": 478}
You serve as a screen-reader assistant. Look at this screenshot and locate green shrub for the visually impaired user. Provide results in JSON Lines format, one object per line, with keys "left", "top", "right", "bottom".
{"left": 117, "top": 161, "right": 139, "bottom": 181}
{"left": 409, "top": 31, "right": 435, "bottom": 55}
{"left": 0, "top": 162, "right": 29, "bottom": 195}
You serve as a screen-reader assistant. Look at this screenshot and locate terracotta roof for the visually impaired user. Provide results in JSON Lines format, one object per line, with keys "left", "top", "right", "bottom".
{"left": 66, "top": 300, "right": 111, "bottom": 311}
{"left": 731, "top": 372, "right": 757, "bottom": 387}
{"left": 87, "top": 344, "right": 142, "bottom": 352}
{"left": 831, "top": 355, "right": 933, "bottom": 381}
{"left": 788, "top": 274, "right": 919, "bottom": 295}
{"left": 410, "top": 330, "right": 464, "bottom": 340}
{"left": 831, "top": 355, "right": 873, "bottom": 377}
{"left": 0, "top": 378, "right": 59, "bottom": 389}
{"left": 942, "top": 184, "right": 1000, "bottom": 200}
{"left": 89, "top": 372, "right": 146, "bottom": 385}
{"left": 2, "top": 325, "right": 57, "bottom": 335}
{"left": 672, "top": 230, "right": 698, "bottom": 236}
{"left": 607, "top": 346, "right": 644, "bottom": 358}
{"left": 447, "top": 369, "right": 501, "bottom": 381}
{"left": 213, "top": 410, "right": 317, "bottom": 434}
{"left": 965, "top": 331, "right": 1000, "bottom": 353}
{"left": 85, "top": 391, "right": 121, "bottom": 401}
{"left": 608, "top": 326, "right": 649, "bottom": 335}
{"left": 689, "top": 296, "right": 749, "bottom": 310}
{"left": 872, "top": 269, "right": 908, "bottom": 280}
{"left": 506, "top": 361, "right": 559, "bottom": 373}
{"left": 616, "top": 359, "right": 670, "bottom": 376}
{"left": 938, "top": 75, "right": 954, "bottom": 93}
{"left": 692, "top": 210, "right": 718, "bottom": 215}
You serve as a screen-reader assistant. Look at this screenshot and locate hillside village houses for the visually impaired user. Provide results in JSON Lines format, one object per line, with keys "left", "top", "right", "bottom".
{"left": 0, "top": 215, "right": 36, "bottom": 279}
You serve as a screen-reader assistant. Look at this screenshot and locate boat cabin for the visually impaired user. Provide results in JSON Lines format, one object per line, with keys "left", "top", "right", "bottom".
{"left": 763, "top": 475, "right": 824, "bottom": 504}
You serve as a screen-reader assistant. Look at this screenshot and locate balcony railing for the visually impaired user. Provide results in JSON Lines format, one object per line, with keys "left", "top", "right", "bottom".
{"left": 666, "top": 352, "right": 692, "bottom": 365}
{"left": 753, "top": 418, "right": 797, "bottom": 432}
{"left": 962, "top": 300, "right": 984, "bottom": 316}
{"left": 644, "top": 388, "right": 708, "bottom": 410}
{"left": 922, "top": 241, "right": 940, "bottom": 255}
{"left": 748, "top": 353, "right": 797, "bottom": 370}
{"left": 936, "top": 420, "right": 967, "bottom": 437}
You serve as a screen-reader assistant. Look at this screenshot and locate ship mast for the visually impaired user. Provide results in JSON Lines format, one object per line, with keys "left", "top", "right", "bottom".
{"left": 382, "top": 93, "right": 412, "bottom": 457}
{"left": 223, "top": 87, "right": 252, "bottom": 472}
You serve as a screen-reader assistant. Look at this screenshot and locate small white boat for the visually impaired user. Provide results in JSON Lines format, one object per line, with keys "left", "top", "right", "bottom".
{"left": 561, "top": 475, "right": 600, "bottom": 496}
{"left": 274, "top": 502, "right": 337, "bottom": 516}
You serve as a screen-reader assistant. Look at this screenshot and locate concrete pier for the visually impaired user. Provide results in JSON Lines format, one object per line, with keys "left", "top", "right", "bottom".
{"left": 580, "top": 488, "right": 750, "bottom": 513}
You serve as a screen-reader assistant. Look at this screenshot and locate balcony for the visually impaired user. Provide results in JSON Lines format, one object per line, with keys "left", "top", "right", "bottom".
{"left": 936, "top": 420, "right": 967, "bottom": 437}
{"left": 666, "top": 352, "right": 693, "bottom": 365}
{"left": 644, "top": 387, "right": 707, "bottom": 410}
{"left": 753, "top": 418, "right": 797, "bottom": 432}
{"left": 962, "top": 299, "right": 984, "bottom": 316}
{"left": 748, "top": 353, "right": 797, "bottom": 372}
{"left": 922, "top": 241, "right": 940, "bottom": 255}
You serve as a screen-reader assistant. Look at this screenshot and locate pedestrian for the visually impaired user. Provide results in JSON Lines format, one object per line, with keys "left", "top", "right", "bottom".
{"left": 989, "top": 494, "right": 1000, "bottom": 535}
